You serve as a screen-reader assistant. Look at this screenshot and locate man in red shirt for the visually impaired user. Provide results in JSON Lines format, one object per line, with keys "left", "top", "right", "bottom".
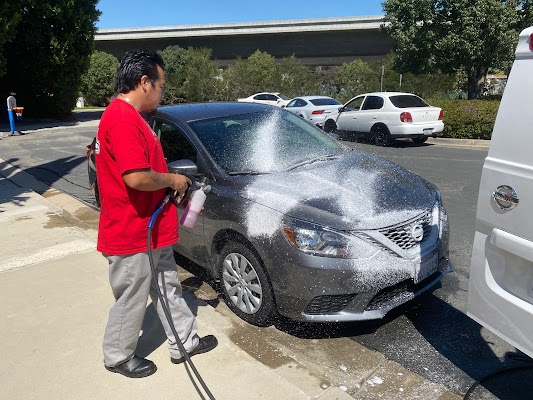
{"left": 96, "top": 50, "right": 217, "bottom": 378}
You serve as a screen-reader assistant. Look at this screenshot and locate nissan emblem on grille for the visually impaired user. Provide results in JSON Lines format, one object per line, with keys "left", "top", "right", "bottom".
{"left": 410, "top": 224, "right": 424, "bottom": 242}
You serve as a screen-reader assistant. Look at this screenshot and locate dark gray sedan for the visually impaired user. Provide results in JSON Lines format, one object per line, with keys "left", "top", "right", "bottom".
{"left": 88, "top": 102, "right": 452, "bottom": 326}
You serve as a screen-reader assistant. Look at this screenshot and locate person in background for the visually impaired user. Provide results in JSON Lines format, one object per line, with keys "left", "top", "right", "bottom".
{"left": 96, "top": 50, "right": 217, "bottom": 378}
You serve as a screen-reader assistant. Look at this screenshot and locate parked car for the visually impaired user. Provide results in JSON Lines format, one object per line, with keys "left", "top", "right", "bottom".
{"left": 88, "top": 102, "right": 451, "bottom": 326}
{"left": 284, "top": 96, "right": 342, "bottom": 128}
{"left": 323, "top": 92, "right": 444, "bottom": 146}
{"left": 237, "top": 92, "right": 290, "bottom": 107}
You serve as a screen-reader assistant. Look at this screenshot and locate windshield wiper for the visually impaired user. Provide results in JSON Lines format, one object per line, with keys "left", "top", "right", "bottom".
{"left": 285, "top": 154, "right": 339, "bottom": 171}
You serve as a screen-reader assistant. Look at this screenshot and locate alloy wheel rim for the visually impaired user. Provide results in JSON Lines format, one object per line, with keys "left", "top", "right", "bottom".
{"left": 222, "top": 253, "right": 263, "bottom": 314}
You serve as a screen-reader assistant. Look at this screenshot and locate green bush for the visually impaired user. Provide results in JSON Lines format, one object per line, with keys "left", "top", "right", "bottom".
{"left": 427, "top": 98, "right": 500, "bottom": 140}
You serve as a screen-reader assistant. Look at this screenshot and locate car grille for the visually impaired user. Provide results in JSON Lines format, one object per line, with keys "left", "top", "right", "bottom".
{"left": 365, "top": 272, "right": 439, "bottom": 311}
{"left": 304, "top": 294, "right": 356, "bottom": 315}
{"left": 379, "top": 209, "right": 433, "bottom": 250}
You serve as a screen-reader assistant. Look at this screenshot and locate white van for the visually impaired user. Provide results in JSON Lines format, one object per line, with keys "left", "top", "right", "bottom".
{"left": 468, "top": 26, "right": 533, "bottom": 359}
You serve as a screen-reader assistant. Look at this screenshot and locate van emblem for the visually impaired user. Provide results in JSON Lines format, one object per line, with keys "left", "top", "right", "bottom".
{"left": 492, "top": 185, "right": 519, "bottom": 211}
{"left": 411, "top": 224, "right": 424, "bottom": 242}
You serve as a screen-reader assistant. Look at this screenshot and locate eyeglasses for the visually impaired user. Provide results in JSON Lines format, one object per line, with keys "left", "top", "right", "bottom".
{"left": 150, "top": 80, "right": 165, "bottom": 91}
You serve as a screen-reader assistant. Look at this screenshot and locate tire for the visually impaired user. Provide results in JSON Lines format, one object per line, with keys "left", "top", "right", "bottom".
{"left": 411, "top": 137, "right": 428, "bottom": 144}
{"left": 219, "top": 241, "right": 276, "bottom": 326}
{"left": 92, "top": 181, "right": 101, "bottom": 208}
{"left": 323, "top": 120, "right": 338, "bottom": 134}
{"left": 373, "top": 124, "right": 390, "bottom": 146}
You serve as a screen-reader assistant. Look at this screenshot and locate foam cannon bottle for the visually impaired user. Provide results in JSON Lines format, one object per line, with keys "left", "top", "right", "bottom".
{"left": 180, "top": 181, "right": 211, "bottom": 229}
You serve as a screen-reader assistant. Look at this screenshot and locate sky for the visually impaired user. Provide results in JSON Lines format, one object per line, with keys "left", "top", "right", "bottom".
{"left": 95, "top": 0, "right": 385, "bottom": 30}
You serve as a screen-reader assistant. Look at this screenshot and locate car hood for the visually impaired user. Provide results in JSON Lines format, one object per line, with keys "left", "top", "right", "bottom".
{"left": 238, "top": 149, "right": 436, "bottom": 233}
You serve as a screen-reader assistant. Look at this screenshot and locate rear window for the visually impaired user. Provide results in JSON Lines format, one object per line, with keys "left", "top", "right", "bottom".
{"left": 389, "top": 95, "right": 429, "bottom": 108}
{"left": 309, "top": 98, "right": 341, "bottom": 106}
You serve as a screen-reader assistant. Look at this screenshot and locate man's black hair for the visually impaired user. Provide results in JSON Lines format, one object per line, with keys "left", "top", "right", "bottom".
{"left": 114, "top": 50, "right": 165, "bottom": 94}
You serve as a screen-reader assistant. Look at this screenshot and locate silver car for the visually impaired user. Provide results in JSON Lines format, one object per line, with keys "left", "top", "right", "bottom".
{"left": 284, "top": 96, "right": 342, "bottom": 128}
{"left": 88, "top": 102, "right": 452, "bottom": 326}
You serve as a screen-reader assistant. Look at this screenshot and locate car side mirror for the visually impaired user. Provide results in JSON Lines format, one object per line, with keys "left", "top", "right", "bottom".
{"left": 167, "top": 159, "right": 198, "bottom": 177}
{"left": 338, "top": 107, "right": 345, "bottom": 113}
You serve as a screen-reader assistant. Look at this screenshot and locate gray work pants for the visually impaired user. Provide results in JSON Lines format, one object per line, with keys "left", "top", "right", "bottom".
{"left": 102, "top": 246, "right": 199, "bottom": 366}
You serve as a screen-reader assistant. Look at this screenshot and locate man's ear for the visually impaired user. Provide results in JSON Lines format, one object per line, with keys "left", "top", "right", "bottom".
{"left": 140, "top": 75, "right": 149, "bottom": 92}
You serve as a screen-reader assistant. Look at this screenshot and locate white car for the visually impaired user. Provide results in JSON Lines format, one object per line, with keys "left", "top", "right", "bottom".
{"left": 323, "top": 92, "right": 444, "bottom": 146}
{"left": 284, "top": 96, "right": 342, "bottom": 127}
{"left": 237, "top": 92, "right": 290, "bottom": 107}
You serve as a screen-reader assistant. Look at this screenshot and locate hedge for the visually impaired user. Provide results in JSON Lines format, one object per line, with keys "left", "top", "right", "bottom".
{"left": 427, "top": 99, "right": 500, "bottom": 140}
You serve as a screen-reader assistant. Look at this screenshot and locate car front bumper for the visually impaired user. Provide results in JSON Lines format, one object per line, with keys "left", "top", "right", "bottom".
{"left": 250, "top": 201, "right": 451, "bottom": 322}
{"left": 257, "top": 225, "right": 451, "bottom": 323}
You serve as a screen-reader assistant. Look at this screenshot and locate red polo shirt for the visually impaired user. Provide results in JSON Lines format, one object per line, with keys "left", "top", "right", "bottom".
{"left": 96, "top": 98, "right": 178, "bottom": 255}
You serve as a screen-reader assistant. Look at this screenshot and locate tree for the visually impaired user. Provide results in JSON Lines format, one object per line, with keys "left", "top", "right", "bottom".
{"left": 80, "top": 51, "right": 119, "bottom": 107}
{"left": 367, "top": 53, "right": 457, "bottom": 98}
{"left": 182, "top": 48, "right": 221, "bottom": 102}
{"left": 0, "top": 1, "right": 100, "bottom": 117}
{"left": 0, "top": 2, "right": 21, "bottom": 78}
{"left": 383, "top": 0, "right": 521, "bottom": 99}
{"left": 277, "top": 55, "right": 317, "bottom": 98}
{"left": 224, "top": 50, "right": 280, "bottom": 98}
{"left": 335, "top": 59, "right": 377, "bottom": 98}
{"left": 159, "top": 45, "right": 188, "bottom": 105}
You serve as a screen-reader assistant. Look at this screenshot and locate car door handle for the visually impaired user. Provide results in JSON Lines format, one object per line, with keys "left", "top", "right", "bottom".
{"left": 372, "top": 116, "right": 377, "bottom": 119}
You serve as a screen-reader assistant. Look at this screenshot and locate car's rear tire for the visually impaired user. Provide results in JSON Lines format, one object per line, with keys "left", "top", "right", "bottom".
{"left": 373, "top": 125, "right": 391, "bottom": 146}
{"left": 92, "top": 181, "right": 101, "bottom": 208}
{"left": 411, "top": 137, "right": 428, "bottom": 144}
{"left": 219, "top": 241, "right": 276, "bottom": 326}
{"left": 323, "top": 120, "right": 338, "bottom": 134}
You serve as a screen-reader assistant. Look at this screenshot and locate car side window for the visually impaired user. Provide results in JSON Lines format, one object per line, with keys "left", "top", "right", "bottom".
{"left": 296, "top": 99, "right": 307, "bottom": 107}
{"left": 286, "top": 99, "right": 298, "bottom": 108}
{"left": 153, "top": 120, "right": 197, "bottom": 163}
{"left": 254, "top": 94, "right": 267, "bottom": 101}
{"left": 344, "top": 96, "right": 365, "bottom": 111}
{"left": 362, "top": 96, "right": 384, "bottom": 110}
{"left": 265, "top": 94, "right": 278, "bottom": 101}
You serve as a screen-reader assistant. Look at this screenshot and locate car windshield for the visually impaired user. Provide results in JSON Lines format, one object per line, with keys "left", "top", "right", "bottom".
{"left": 309, "top": 98, "right": 341, "bottom": 106}
{"left": 389, "top": 95, "right": 429, "bottom": 108}
{"left": 276, "top": 93, "right": 290, "bottom": 100}
{"left": 188, "top": 110, "right": 348, "bottom": 174}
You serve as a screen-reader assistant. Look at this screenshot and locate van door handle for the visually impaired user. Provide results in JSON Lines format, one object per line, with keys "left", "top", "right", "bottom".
{"left": 492, "top": 185, "right": 519, "bottom": 211}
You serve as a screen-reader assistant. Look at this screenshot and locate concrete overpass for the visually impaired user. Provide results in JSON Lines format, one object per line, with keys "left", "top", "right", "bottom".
{"left": 94, "top": 15, "right": 393, "bottom": 67}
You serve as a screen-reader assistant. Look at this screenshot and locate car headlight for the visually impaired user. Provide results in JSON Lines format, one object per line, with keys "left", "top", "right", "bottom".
{"left": 282, "top": 219, "right": 378, "bottom": 259}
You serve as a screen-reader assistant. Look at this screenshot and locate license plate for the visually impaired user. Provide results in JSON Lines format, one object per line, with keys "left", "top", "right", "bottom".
{"left": 423, "top": 128, "right": 433, "bottom": 135}
{"left": 415, "top": 253, "right": 439, "bottom": 283}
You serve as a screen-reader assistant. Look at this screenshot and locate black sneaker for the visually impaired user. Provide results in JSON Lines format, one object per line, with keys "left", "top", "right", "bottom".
{"left": 171, "top": 335, "right": 218, "bottom": 364}
{"left": 105, "top": 355, "right": 157, "bottom": 378}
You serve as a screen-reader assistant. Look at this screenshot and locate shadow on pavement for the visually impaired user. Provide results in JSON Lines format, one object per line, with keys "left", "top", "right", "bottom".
{"left": 339, "top": 133, "right": 434, "bottom": 148}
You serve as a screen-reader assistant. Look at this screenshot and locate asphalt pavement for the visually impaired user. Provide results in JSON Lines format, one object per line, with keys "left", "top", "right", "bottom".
{"left": 0, "top": 110, "right": 495, "bottom": 400}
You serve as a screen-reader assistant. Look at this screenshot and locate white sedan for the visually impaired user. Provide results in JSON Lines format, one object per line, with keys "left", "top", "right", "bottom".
{"left": 284, "top": 96, "right": 342, "bottom": 127}
{"left": 323, "top": 92, "right": 444, "bottom": 145}
{"left": 237, "top": 92, "right": 290, "bottom": 107}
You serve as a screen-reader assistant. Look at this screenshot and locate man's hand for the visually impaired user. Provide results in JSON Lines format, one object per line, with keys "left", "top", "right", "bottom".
{"left": 168, "top": 173, "right": 192, "bottom": 202}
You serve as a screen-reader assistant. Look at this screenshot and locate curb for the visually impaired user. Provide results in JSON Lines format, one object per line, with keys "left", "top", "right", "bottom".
{"left": 426, "top": 137, "right": 490, "bottom": 148}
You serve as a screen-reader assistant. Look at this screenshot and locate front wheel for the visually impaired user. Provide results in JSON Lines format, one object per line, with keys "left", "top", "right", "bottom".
{"left": 219, "top": 241, "right": 276, "bottom": 326}
{"left": 323, "top": 120, "right": 338, "bottom": 134}
{"left": 411, "top": 136, "right": 428, "bottom": 144}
